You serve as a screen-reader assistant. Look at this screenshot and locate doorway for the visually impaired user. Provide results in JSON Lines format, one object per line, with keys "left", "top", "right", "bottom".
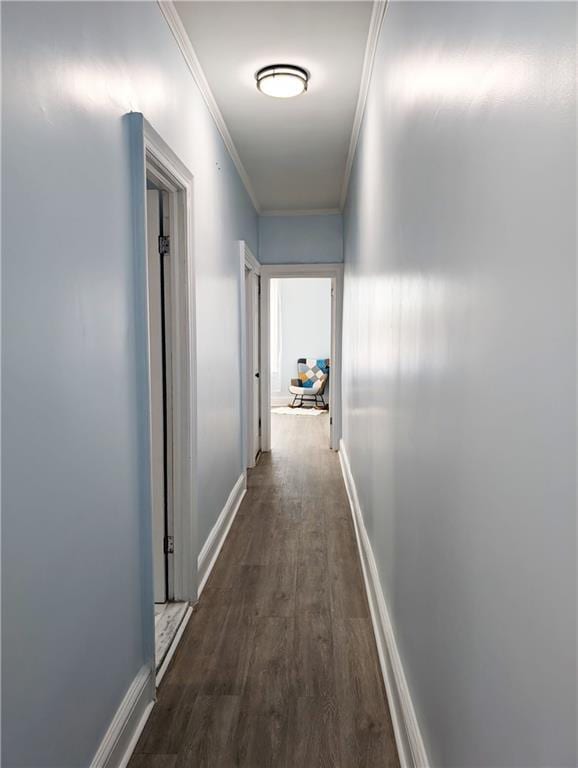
{"left": 138, "top": 116, "right": 198, "bottom": 681}
{"left": 146, "top": 184, "right": 189, "bottom": 673}
{"left": 146, "top": 185, "right": 171, "bottom": 605}
{"left": 261, "top": 264, "right": 343, "bottom": 451}
{"left": 259, "top": 264, "right": 344, "bottom": 453}
{"left": 269, "top": 277, "right": 332, "bottom": 448}
{"left": 240, "top": 242, "right": 261, "bottom": 470}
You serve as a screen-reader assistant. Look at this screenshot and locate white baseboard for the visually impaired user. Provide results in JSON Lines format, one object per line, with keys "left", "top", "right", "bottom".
{"left": 197, "top": 472, "right": 246, "bottom": 596}
{"left": 90, "top": 665, "right": 155, "bottom": 768}
{"left": 271, "top": 394, "right": 290, "bottom": 407}
{"left": 339, "top": 440, "right": 430, "bottom": 768}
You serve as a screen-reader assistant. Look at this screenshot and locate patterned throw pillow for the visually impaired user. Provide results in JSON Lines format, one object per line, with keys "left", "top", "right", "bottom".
{"left": 297, "top": 358, "right": 329, "bottom": 388}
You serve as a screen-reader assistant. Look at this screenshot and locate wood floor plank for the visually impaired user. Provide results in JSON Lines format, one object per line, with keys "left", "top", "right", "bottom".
{"left": 175, "top": 695, "right": 240, "bottom": 768}
{"left": 135, "top": 684, "right": 196, "bottom": 755}
{"left": 244, "top": 617, "right": 296, "bottom": 712}
{"left": 162, "top": 601, "right": 229, "bottom": 688}
{"left": 327, "top": 519, "right": 370, "bottom": 619}
{"left": 129, "top": 414, "right": 399, "bottom": 768}
{"left": 129, "top": 756, "right": 177, "bottom": 768}
{"left": 296, "top": 560, "right": 331, "bottom": 616}
{"left": 247, "top": 563, "right": 297, "bottom": 618}
{"left": 265, "top": 519, "right": 301, "bottom": 565}
{"left": 234, "top": 707, "right": 291, "bottom": 768}
{"left": 294, "top": 613, "right": 335, "bottom": 698}
{"left": 201, "top": 606, "right": 256, "bottom": 696}
{"left": 286, "top": 697, "right": 341, "bottom": 768}
{"left": 235, "top": 617, "right": 296, "bottom": 767}
{"left": 333, "top": 618, "right": 399, "bottom": 768}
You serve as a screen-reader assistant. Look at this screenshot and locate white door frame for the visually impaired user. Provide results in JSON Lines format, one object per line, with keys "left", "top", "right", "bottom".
{"left": 239, "top": 241, "right": 261, "bottom": 469}
{"left": 260, "top": 263, "right": 344, "bottom": 452}
{"left": 128, "top": 112, "right": 198, "bottom": 651}
{"left": 146, "top": 188, "right": 170, "bottom": 604}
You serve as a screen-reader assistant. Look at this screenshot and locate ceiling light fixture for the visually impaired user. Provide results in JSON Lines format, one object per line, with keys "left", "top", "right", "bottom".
{"left": 255, "top": 64, "right": 309, "bottom": 98}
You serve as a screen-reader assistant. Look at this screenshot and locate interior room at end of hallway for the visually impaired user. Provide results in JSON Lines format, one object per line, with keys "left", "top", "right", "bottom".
{"left": 270, "top": 277, "right": 332, "bottom": 413}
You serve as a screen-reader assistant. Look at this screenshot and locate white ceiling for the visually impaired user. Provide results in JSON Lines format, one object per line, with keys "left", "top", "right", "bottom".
{"left": 175, "top": 1, "right": 373, "bottom": 212}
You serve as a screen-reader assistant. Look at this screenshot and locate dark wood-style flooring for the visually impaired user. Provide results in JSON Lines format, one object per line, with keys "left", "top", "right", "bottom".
{"left": 130, "top": 413, "right": 399, "bottom": 768}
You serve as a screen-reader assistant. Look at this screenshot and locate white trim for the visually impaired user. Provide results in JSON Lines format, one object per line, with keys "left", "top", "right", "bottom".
{"left": 260, "top": 208, "right": 341, "bottom": 218}
{"left": 239, "top": 241, "right": 262, "bottom": 470}
{"left": 271, "top": 395, "right": 290, "bottom": 407}
{"left": 127, "top": 112, "right": 156, "bottom": 663}
{"left": 157, "top": 1, "right": 261, "bottom": 213}
{"left": 260, "top": 264, "right": 343, "bottom": 452}
{"left": 261, "top": 263, "right": 343, "bottom": 278}
{"left": 240, "top": 245, "right": 249, "bottom": 471}
{"left": 127, "top": 112, "right": 198, "bottom": 677}
{"left": 155, "top": 604, "right": 193, "bottom": 686}
{"left": 339, "top": 439, "right": 430, "bottom": 768}
{"left": 339, "top": 0, "right": 388, "bottom": 210}
{"left": 197, "top": 473, "right": 247, "bottom": 596}
{"left": 243, "top": 242, "right": 261, "bottom": 275}
{"left": 90, "top": 666, "right": 155, "bottom": 768}
{"left": 142, "top": 117, "right": 199, "bottom": 604}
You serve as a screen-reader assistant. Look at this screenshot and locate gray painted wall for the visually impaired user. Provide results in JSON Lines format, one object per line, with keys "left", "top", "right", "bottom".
{"left": 1, "top": 2, "right": 257, "bottom": 765}
{"left": 259, "top": 213, "right": 343, "bottom": 263}
{"left": 342, "top": 2, "right": 576, "bottom": 766}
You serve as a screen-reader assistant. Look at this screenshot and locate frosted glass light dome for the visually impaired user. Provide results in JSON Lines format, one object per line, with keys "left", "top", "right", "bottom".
{"left": 256, "top": 65, "right": 309, "bottom": 98}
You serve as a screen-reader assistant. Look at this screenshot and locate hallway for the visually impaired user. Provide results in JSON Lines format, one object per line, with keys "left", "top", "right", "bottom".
{"left": 3, "top": 1, "right": 575, "bottom": 765}
{"left": 130, "top": 414, "right": 399, "bottom": 767}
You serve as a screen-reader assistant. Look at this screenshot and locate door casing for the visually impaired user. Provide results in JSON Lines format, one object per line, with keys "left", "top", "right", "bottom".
{"left": 144, "top": 127, "right": 197, "bottom": 606}
{"left": 128, "top": 113, "right": 198, "bottom": 676}
{"left": 259, "top": 263, "right": 344, "bottom": 452}
{"left": 146, "top": 188, "right": 172, "bottom": 603}
{"left": 239, "top": 242, "right": 261, "bottom": 470}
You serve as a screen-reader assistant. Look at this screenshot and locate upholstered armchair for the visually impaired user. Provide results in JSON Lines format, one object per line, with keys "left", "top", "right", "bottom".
{"left": 288, "top": 358, "right": 329, "bottom": 408}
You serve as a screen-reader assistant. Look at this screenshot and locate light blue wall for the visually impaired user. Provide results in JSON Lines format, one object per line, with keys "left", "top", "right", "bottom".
{"left": 342, "top": 2, "right": 576, "bottom": 767}
{"left": 1, "top": 2, "right": 257, "bottom": 765}
{"left": 259, "top": 213, "right": 343, "bottom": 264}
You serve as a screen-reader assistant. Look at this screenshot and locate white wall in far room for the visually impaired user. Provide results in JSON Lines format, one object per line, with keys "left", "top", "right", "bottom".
{"left": 271, "top": 278, "right": 332, "bottom": 406}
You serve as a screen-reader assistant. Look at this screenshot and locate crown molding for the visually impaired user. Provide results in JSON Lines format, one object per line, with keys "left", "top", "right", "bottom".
{"left": 157, "top": 0, "right": 262, "bottom": 214}
{"left": 260, "top": 208, "right": 341, "bottom": 218}
{"left": 339, "top": 0, "right": 388, "bottom": 211}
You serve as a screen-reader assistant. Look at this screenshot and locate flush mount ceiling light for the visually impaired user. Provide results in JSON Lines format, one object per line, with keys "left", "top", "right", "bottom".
{"left": 255, "top": 64, "right": 309, "bottom": 98}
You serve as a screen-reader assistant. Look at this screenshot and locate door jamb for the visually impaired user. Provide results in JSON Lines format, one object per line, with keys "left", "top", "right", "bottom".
{"left": 259, "top": 263, "right": 344, "bottom": 452}
{"left": 239, "top": 241, "right": 261, "bottom": 470}
{"left": 144, "top": 122, "right": 197, "bottom": 605}
{"left": 128, "top": 113, "right": 198, "bottom": 665}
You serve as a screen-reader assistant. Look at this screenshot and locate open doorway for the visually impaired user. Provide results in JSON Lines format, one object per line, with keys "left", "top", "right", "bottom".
{"left": 240, "top": 243, "right": 261, "bottom": 470}
{"left": 139, "top": 117, "right": 197, "bottom": 682}
{"left": 269, "top": 277, "right": 332, "bottom": 449}
{"left": 146, "top": 184, "right": 188, "bottom": 672}
{"left": 259, "top": 264, "right": 343, "bottom": 454}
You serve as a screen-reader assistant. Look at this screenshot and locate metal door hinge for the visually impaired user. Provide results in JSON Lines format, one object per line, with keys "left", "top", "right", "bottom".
{"left": 164, "top": 535, "right": 174, "bottom": 554}
{"left": 158, "top": 235, "right": 170, "bottom": 256}
{"left": 330, "top": 417, "right": 333, "bottom": 425}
